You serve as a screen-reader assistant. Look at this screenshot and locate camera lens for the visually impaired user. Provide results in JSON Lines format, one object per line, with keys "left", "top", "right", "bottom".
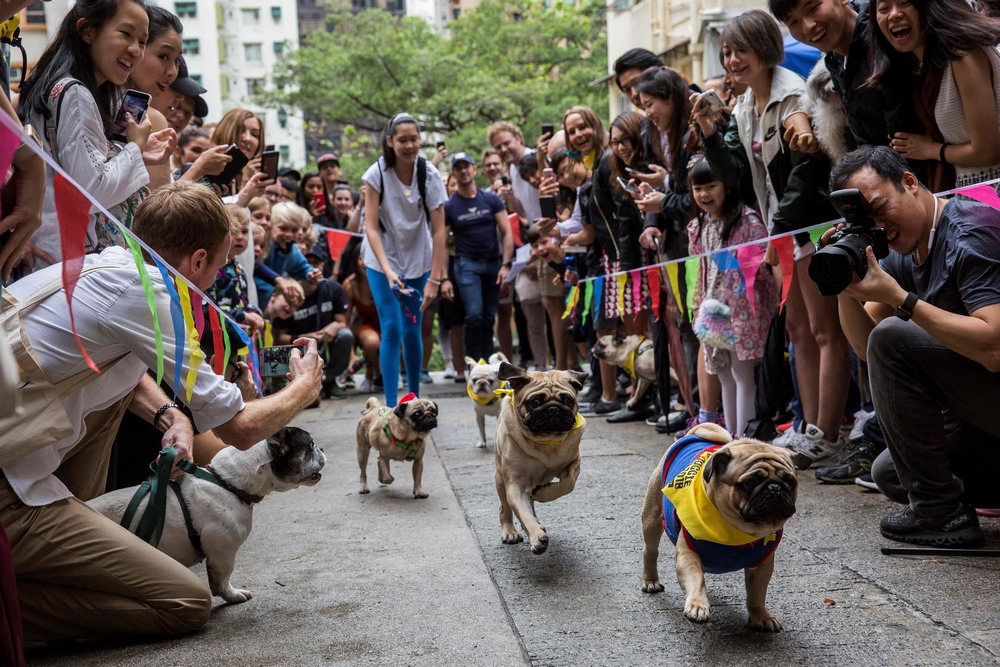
{"left": 808, "top": 233, "right": 870, "bottom": 296}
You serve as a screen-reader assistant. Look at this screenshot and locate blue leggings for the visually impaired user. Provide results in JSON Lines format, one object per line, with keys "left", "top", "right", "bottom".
{"left": 367, "top": 268, "right": 429, "bottom": 406}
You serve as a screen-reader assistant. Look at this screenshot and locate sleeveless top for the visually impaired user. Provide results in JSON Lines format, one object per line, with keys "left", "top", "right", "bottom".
{"left": 935, "top": 47, "right": 1000, "bottom": 187}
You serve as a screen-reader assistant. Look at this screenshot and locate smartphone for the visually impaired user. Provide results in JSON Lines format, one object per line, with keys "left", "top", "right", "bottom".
{"left": 500, "top": 175, "right": 510, "bottom": 186}
{"left": 437, "top": 141, "right": 445, "bottom": 151}
{"left": 312, "top": 190, "right": 327, "bottom": 214}
{"left": 542, "top": 167, "right": 554, "bottom": 179}
{"left": 111, "top": 89, "right": 152, "bottom": 141}
{"left": 259, "top": 344, "right": 307, "bottom": 377}
{"left": 260, "top": 149, "right": 280, "bottom": 181}
{"left": 541, "top": 123, "right": 554, "bottom": 138}
{"left": 265, "top": 144, "right": 275, "bottom": 152}
{"left": 698, "top": 89, "right": 726, "bottom": 114}
{"left": 616, "top": 176, "right": 639, "bottom": 194}
{"left": 207, "top": 144, "right": 250, "bottom": 187}
{"left": 539, "top": 195, "right": 557, "bottom": 219}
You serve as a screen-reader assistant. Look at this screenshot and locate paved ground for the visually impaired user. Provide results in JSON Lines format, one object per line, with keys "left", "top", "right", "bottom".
{"left": 27, "top": 373, "right": 1000, "bottom": 666}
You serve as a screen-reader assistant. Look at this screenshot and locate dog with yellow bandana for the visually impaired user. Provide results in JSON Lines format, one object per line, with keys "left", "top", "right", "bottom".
{"left": 357, "top": 393, "right": 438, "bottom": 498}
{"left": 640, "top": 423, "right": 797, "bottom": 631}
{"left": 592, "top": 333, "right": 655, "bottom": 410}
{"left": 494, "top": 361, "right": 588, "bottom": 555}
{"left": 465, "top": 352, "right": 509, "bottom": 448}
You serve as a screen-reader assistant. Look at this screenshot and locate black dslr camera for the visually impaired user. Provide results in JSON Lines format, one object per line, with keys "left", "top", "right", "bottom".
{"left": 808, "top": 188, "right": 889, "bottom": 296}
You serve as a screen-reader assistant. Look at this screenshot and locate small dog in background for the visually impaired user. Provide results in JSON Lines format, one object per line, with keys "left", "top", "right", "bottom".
{"left": 640, "top": 423, "right": 798, "bottom": 631}
{"left": 466, "top": 352, "right": 509, "bottom": 448}
{"left": 592, "top": 333, "right": 656, "bottom": 410}
{"left": 88, "top": 427, "right": 325, "bottom": 603}
{"left": 357, "top": 394, "right": 439, "bottom": 498}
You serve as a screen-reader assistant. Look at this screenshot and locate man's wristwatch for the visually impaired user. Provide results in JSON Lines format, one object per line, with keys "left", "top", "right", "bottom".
{"left": 895, "top": 292, "right": 919, "bottom": 321}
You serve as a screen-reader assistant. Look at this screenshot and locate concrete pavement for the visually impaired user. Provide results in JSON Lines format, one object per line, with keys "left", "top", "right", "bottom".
{"left": 28, "top": 373, "right": 1000, "bottom": 666}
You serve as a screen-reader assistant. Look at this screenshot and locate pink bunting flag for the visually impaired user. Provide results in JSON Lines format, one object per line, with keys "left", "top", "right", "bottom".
{"left": 736, "top": 244, "right": 766, "bottom": 314}
{"left": 191, "top": 291, "right": 205, "bottom": 338}
{"left": 956, "top": 183, "right": 1000, "bottom": 209}
{"left": 646, "top": 266, "right": 661, "bottom": 317}
{"left": 773, "top": 236, "right": 796, "bottom": 312}
{"left": 55, "top": 172, "right": 100, "bottom": 372}
{"left": 208, "top": 306, "right": 225, "bottom": 376}
{"left": 630, "top": 270, "right": 641, "bottom": 314}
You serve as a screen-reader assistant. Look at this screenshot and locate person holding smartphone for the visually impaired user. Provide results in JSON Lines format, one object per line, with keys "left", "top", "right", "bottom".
{"left": 17, "top": 0, "right": 177, "bottom": 272}
{"left": 211, "top": 108, "right": 273, "bottom": 206}
{"left": 362, "top": 112, "right": 450, "bottom": 407}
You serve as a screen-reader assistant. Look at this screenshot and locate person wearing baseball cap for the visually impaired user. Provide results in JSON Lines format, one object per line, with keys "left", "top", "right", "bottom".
{"left": 318, "top": 153, "right": 342, "bottom": 190}
{"left": 450, "top": 152, "right": 475, "bottom": 169}
{"left": 166, "top": 57, "right": 208, "bottom": 133}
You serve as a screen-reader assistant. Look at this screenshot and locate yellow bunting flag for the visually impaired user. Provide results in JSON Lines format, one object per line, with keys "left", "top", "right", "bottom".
{"left": 665, "top": 263, "right": 685, "bottom": 319}
{"left": 175, "top": 279, "right": 206, "bottom": 403}
{"left": 562, "top": 285, "right": 579, "bottom": 319}
{"left": 616, "top": 273, "right": 627, "bottom": 315}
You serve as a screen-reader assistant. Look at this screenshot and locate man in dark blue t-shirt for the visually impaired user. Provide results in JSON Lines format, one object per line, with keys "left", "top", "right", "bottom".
{"left": 828, "top": 146, "right": 1000, "bottom": 549}
{"left": 445, "top": 152, "right": 514, "bottom": 361}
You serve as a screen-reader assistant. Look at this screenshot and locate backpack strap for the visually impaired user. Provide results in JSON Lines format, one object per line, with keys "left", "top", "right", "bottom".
{"left": 42, "top": 77, "right": 83, "bottom": 163}
{"left": 416, "top": 156, "right": 430, "bottom": 223}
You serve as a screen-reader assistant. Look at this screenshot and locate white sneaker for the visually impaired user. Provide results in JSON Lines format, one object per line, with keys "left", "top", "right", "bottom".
{"left": 790, "top": 424, "right": 844, "bottom": 467}
{"left": 849, "top": 409, "right": 875, "bottom": 442}
{"left": 443, "top": 361, "right": 456, "bottom": 379}
{"left": 358, "top": 377, "right": 375, "bottom": 394}
{"left": 771, "top": 424, "right": 802, "bottom": 448}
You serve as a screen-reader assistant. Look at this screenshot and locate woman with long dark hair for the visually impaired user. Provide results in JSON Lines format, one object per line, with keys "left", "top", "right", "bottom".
{"left": 19, "top": 0, "right": 176, "bottom": 268}
{"left": 867, "top": 0, "right": 1000, "bottom": 188}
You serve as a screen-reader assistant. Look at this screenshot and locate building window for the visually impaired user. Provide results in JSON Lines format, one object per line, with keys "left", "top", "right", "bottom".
{"left": 218, "top": 37, "right": 228, "bottom": 63}
{"left": 279, "top": 145, "right": 290, "bottom": 160}
{"left": 244, "top": 43, "right": 263, "bottom": 63}
{"left": 182, "top": 37, "right": 200, "bottom": 54}
{"left": 191, "top": 73, "right": 202, "bottom": 84}
{"left": 452, "top": 7, "right": 460, "bottom": 18}
{"left": 23, "top": 1, "right": 45, "bottom": 25}
{"left": 175, "top": 1, "right": 197, "bottom": 17}
{"left": 220, "top": 75, "right": 230, "bottom": 99}
{"left": 247, "top": 78, "right": 265, "bottom": 96}
{"left": 271, "top": 5, "right": 282, "bottom": 19}
{"left": 273, "top": 41, "right": 285, "bottom": 55}
{"left": 241, "top": 8, "right": 260, "bottom": 25}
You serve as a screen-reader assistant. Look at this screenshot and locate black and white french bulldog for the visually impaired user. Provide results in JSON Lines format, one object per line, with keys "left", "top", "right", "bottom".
{"left": 88, "top": 426, "right": 325, "bottom": 603}
{"left": 466, "top": 352, "right": 509, "bottom": 448}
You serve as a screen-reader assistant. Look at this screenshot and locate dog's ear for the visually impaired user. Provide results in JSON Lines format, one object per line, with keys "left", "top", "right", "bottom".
{"left": 498, "top": 361, "right": 531, "bottom": 391}
{"left": 430, "top": 401, "right": 438, "bottom": 415}
{"left": 567, "top": 369, "right": 589, "bottom": 393}
{"left": 614, "top": 331, "right": 627, "bottom": 344}
{"left": 393, "top": 402, "right": 409, "bottom": 420}
{"left": 464, "top": 356, "right": 477, "bottom": 370}
{"left": 703, "top": 448, "right": 732, "bottom": 484}
{"left": 493, "top": 352, "right": 509, "bottom": 364}
{"left": 267, "top": 428, "right": 289, "bottom": 458}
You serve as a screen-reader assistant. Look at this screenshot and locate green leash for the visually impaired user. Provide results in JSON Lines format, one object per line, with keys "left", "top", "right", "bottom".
{"left": 120, "top": 446, "right": 178, "bottom": 548}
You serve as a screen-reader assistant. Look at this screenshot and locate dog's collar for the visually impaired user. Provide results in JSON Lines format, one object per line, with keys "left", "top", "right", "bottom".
{"left": 377, "top": 408, "right": 424, "bottom": 461}
{"left": 179, "top": 460, "right": 264, "bottom": 505}
{"left": 495, "top": 388, "right": 585, "bottom": 445}
{"left": 621, "top": 336, "right": 653, "bottom": 379}
{"left": 469, "top": 380, "right": 504, "bottom": 406}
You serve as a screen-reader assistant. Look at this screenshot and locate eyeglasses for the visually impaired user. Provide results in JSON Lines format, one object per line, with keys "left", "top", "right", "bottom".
{"left": 609, "top": 138, "right": 633, "bottom": 148}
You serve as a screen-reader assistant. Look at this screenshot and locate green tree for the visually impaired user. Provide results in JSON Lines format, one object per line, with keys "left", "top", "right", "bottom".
{"left": 269, "top": 0, "right": 607, "bottom": 179}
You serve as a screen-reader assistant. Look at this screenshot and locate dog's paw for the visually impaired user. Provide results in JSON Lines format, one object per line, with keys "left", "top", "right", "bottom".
{"left": 530, "top": 533, "right": 549, "bottom": 555}
{"left": 683, "top": 599, "right": 710, "bottom": 624}
{"left": 641, "top": 579, "right": 664, "bottom": 594}
{"left": 378, "top": 473, "right": 395, "bottom": 485}
{"left": 501, "top": 527, "right": 523, "bottom": 544}
{"left": 413, "top": 490, "right": 429, "bottom": 499}
{"left": 748, "top": 610, "right": 783, "bottom": 632}
{"left": 476, "top": 440, "right": 487, "bottom": 449}
{"left": 359, "top": 485, "right": 370, "bottom": 494}
{"left": 221, "top": 588, "right": 253, "bottom": 604}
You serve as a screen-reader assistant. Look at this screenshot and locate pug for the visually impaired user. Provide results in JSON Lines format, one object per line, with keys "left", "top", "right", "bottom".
{"left": 592, "top": 333, "right": 655, "bottom": 409}
{"left": 494, "top": 362, "right": 588, "bottom": 554}
{"left": 640, "top": 423, "right": 797, "bottom": 631}
{"left": 88, "top": 427, "right": 325, "bottom": 603}
{"left": 465, "top": 352, "right": 510, "bottom": 448}
{"left": 357, "top": 394, "right": 439, "bottom": 498}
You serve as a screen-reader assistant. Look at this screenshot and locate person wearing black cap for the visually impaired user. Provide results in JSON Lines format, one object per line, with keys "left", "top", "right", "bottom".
{"left": 167, "top": 57, "right": 209, "bottom": 133}
{"left": 445, "top": 151, "right": 514, "bottom": 361}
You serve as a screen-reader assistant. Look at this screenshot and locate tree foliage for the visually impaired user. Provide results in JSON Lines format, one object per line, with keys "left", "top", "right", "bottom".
{"left": 269, "top": 0, "right": 608, "bottom": 177}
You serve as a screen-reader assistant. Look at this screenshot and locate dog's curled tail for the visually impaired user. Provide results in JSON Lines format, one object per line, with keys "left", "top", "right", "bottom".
{"left": 362, "top": 397, "right": 382, "bottom": 414}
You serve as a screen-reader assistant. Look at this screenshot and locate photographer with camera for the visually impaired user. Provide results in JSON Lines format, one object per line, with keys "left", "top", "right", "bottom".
{"left": 823, "top": 145, "right": 1000, "bottom": 548}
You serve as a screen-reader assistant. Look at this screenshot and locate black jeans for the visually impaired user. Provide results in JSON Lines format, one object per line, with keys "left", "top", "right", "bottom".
{"left": 867, "top": 318, "right": 1000, "bottom": 514}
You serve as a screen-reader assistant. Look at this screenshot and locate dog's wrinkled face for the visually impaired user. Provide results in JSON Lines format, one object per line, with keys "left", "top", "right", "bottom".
{"left": 703, "top": 441, "right": 798, "bottom": 536}
{"left": 592, "top": 332, "right": 640, "bottom": 365}
{"left": 267, "top": 426, "right": 326, "bottom": 490}
{"left": 498, "top": 361, "right": 587, "bottom": 435}
{"left": 393, "top": 398, "right": 439, "bottom": 433}
{"left": 466, "top": 357, "right": 503, "bottom": 399}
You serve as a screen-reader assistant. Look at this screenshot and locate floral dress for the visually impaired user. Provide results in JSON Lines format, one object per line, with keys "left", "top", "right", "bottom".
{"left": 688, "top": 206, "right": 778, "bottom": 373}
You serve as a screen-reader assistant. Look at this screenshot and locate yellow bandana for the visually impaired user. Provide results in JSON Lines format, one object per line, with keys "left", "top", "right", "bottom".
{"left": 620, "top": 337, "right": 653, "bottom": 381}
{"left": 469, "top": 380, "right": 503, "bottom": 406}
{"left": 662, "top": 449, "right": 776, "bottom": 546}
{"left": 494, "top": 386, "right": 585, "bottom": 445}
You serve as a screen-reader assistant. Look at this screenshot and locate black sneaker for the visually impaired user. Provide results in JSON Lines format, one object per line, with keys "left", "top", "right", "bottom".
{"left": 579, "top": 385, "right": 602, "bottom": 406}
{"left": 581, "top": 398, "right": 621, "bottom": 416}
{"left": 656, "top": 410, "right": 691, "bottom": 434}
{"left": 879, "top": 504, "right": 983, "bottom": 548}
{"left": 814, "top": 438, "right": 885, "bottom": 484}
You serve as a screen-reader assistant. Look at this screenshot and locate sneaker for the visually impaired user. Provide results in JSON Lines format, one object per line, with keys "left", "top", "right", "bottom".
{"left": 657, "top": 410, "right": 692, "bottom": 435}
{"left": 854, "top": 473, "right": 879, "bottom": 491}
{"left": 420, "top": 369, "right": 433, "bottom": 384}
{"left": 373, "top": 375, "right": 384, "bottom": 389}
{"left": 580, "top": 385, "right": 602, "bottom": 407}
{"left": 581, "top": 398, "right": 621, "bottom": 416}
{"left": 673, "top": 415, "right": 700, "bottom": 439}
{"left": 814, "top": 437, "right": 885, "bottom": 484}
{"left": 358, "top": 377, "right": 376, "bottom": 394}
{"left": 848, "top": 409, "right": 876, "bottom": 442}
{"left": 335, "top": 370, "right": 356, "bottom": 390}
{"left": 879, "top": 504, "right": 983, "bottom": 548}
{"left": 454, "top": 375, "right": 466, "bottom": 384}
{"left": 646, "top": 414, "right": 665, "bottom": 427}
{"left": 771, "top": 423, "right": 801, "bottom": 448}
{"left": 443, "top": 361, "right": 456, "bottom": 379}
{"left": 784, "top": 424, "right": 845, "bottom": 468}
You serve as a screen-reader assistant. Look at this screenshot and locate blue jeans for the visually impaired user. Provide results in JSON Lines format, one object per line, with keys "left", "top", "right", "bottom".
{"left": 366, "top": 268, "right": 429, "bottom": 406}
{"left": 454, "top": 256, "right": 500, "bottom": 362}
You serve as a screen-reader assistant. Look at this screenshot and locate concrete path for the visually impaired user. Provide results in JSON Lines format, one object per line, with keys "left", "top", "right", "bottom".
{"left": 28, "top": 374, "right": 1000, "bottom": 666}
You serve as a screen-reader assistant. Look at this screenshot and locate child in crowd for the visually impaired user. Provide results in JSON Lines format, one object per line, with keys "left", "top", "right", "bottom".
{"left": 259, "top": 201, "right": 321, "bottom": 307}
{"left": 248, "top": 196, "right": 272, "bottom": 232}
{"left": 205, "top": 205, "right": 265, "bottom": 334}
{"left": 687, "top": 159, "right": 778, "bottom": 438}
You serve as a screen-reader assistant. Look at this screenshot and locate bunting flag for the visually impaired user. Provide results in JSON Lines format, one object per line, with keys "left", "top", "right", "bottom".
{"left": 685, "top": 257, "right": 700, "bottom": 318}
{"left": 264, "top": 321, "right": 274, "bottom": 348}
{"left": 616, "top": 273, "right": 627, "bottom": 315}
{"left": 711, "top": 250, "right": 740, "bottom": 271}
{"left": 957, "top": 183, "right": 1000, "bottom": 209}
{"left": 581, "top": 280, "right": 593, "bottom": 322}
{"left": 153, "top": 256, "right": 187, "bottom": 398}
{"left": 593, "top": 276, "right": 604, "bottom": 320}
{"left": 561, "top": 285, "right": 579, "bottom": 319}
{"left": 123, "top": 234, "right": 165, "bottom": 385}
{"left": 175, "top": 280, "right": 206, "bottom": 403}
{"left": 191, "top": 292, "right": 205, "bottom": 339}
{"left": 222, "top": 317, "right": 233, "bottom": 381}
{"left": 736, "top": 244, "right": 766, "bottom": 314}
{"left": 630, "top": 270, "right": 641, "bottom": 314}
{"left": 245, "top": 328, "right": 263, "bottom": 390}
{"left": 208, "top": 306, "right": 225, "bottom": 376}
{"left": 809, "top": 224, "right": 834, "bottom": 246}
{"left": 665, "top": 262, "right": 684, "bottom": 319}
{"left": 773, "top": 236, "right": 796, "bottom": 311}
{"left": 54, "top": 173, "right": 100, "bottom": 372}
{"left": 508, "top": 212, "right": 522, "bottom": 247}
{"left": 646, "top": 266, "right": 661, "bottom": 315}
{"left": 325, "top": 229, "right": 353, "bottom": 264}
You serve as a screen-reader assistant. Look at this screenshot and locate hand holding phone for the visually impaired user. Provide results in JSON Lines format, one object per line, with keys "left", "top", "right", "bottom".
{"left": 259, "top": 149, "right": 280, "bottom": 181}
{"left": 207, "top": 144, "right": 250, "bottom": 187}
{"left": 260, "top": 344, "right": 308, "bottom": 377}
{"left": 697, "top": 89, "right": 726, "bottom": 115}
{"left": 616, "top": 176, "right": 640, "bottom": 194}
{"left": 539, "top": 195, "right": 557, "bottom": 219}
{"left": 541, "top": 123, "right": 555, "bottom": 138}
{"left": 312, "top": 190, "right": 327, "bottom": 215}
{"left": 112, "top": 89, "right": 152, "bottom": 142}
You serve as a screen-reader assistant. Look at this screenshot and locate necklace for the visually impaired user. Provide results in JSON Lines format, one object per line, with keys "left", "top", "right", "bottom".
{"left": 916, "top": 196, "right": 940, "bottom": 265}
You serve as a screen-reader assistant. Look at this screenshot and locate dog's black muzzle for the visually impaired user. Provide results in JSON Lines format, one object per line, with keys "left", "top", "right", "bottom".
{"left": 416, "top": 415, "right": 438, "bottom": 431}
{"left": 743, "top": 482, "right": 796, "bottom": 523}
{"left": 526, "top": 404, "right": 576, "bottom": 435}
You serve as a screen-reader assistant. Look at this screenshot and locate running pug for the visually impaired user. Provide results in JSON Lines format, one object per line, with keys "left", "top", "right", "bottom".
{"left": 592, "top": 333, "right": 655, "bottom": 409}
{"left": 88, "top": 427, "right": 325, "bottom": 603}
{"left": 640, "top": 423, "right": 797, "bottom": 631}
{"left": 495, "top": 362, "right": 588, "bottom": 554}
{"left": 357, "top": 394, "right": 439, "bottom": 498}
{"left": 465, "top": 352, "right": 509, "bottom": 448}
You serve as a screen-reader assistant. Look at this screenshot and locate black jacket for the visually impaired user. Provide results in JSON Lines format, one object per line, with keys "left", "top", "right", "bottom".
{"left": 638, "top": 117, "right": 695, "bottom": 260}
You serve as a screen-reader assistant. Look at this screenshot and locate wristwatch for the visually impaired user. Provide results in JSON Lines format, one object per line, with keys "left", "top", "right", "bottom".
{"left": 894, "top": 292, "right": 919, "bottom": 321}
